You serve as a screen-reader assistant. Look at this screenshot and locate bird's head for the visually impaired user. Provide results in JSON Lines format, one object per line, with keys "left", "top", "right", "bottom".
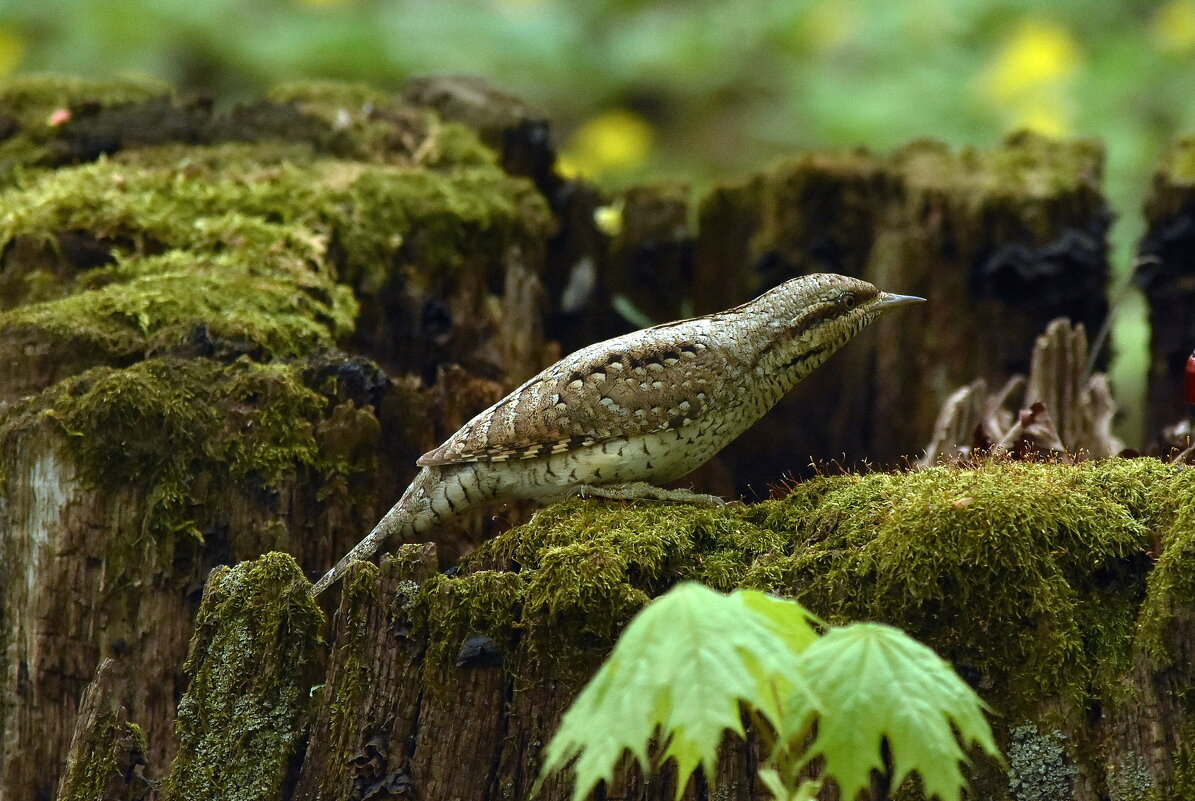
{"left": 748, "top": 273, "right": 924, "bottom": 379}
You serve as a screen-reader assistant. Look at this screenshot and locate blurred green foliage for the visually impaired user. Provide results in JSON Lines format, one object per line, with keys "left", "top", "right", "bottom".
{"left": 1, "top": 0, "right": 1189, "bottom": 437}
{"left": 3, "top": 0, "right": 1193, "bottom": 202}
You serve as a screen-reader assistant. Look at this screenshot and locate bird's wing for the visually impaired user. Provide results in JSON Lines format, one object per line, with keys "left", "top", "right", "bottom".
{"left": 417, "top": 321, "right": 730, "bottom": 466}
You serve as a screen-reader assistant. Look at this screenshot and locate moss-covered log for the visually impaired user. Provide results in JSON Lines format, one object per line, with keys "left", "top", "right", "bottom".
{"left": 305, "top": 458, "right": 1194, "bottom": 801}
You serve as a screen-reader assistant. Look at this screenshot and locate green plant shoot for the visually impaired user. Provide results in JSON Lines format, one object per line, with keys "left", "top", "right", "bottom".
{"left": 538, "top": 582, "right": 1001, "bottom": 801}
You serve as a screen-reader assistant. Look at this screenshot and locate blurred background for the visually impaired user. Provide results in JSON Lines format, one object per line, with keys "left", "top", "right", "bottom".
{"left": 2, "top": 0, "right": 1192, "bottom": 440}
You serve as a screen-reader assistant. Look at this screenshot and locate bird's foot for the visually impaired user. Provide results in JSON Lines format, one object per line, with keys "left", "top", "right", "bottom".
{"left": 572, "top": 482, "right": 727, "bottom": 507}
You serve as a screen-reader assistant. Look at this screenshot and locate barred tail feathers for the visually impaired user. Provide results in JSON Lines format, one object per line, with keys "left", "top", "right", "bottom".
{"left": 311, "top": 465, "right": 461, "bottom": 596}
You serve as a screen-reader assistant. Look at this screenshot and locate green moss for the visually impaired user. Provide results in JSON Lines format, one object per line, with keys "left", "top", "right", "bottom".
{"left": 329, "top": 163, "right": 551, "bottom": 291}
{"left": 0, "top": 74, "right": 171, "bottom": 127}
{"left": 0, "top": 356, "right": 366, "bottom": 542}
{"left": 741, "top": 460, "right": 1176, "bottom": 714}
{"left": 0, "top": 157, "right": 323, "bottom": 254}
{"left": 412, "top": 459, "right": 1189, "bottom": 724}
{"left": 0, "top": 147, "right": 549, "bottom": 299}
{"left": 1159, "top": 135, "right": 1195, "bottom": 186}
{"left": 268, "top": 79, "right": 496, "bottom": 168}
{"left": 160, "top": 552, "right": 323, "bottom": 801}
{"left": 268, "top": 80, "right": 397, "bottom": 115}
{"left": 897, "top": 132, "right": 1104, "bottom": 201}
{"left": 1172, "top": 689, "right": 1195, "bottom": 799}
{"left": 1137, "top": 468, "right": 1195, "bottom": 661}
{"left": 418, "top": 498, "right": 784, "bottom": 673}
{"left": 423, "top": 569, "right": 524, "bottom": 671}
{"left": 0, "top": 74, "right": 173, "bottom": 176}
{"left": 3, "top": 250, "right": 356, "bottom": 362}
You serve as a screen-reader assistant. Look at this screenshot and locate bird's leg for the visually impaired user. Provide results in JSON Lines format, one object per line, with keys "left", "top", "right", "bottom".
{"left": 572, "top": 481, "right": 726, "bottom": 507}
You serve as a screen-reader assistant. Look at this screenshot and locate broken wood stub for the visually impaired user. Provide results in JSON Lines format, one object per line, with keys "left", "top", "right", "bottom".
{"left": 1137, "top": 134, "right": 1195, "bottom": 440}
{"left": 921, "top": 317, "right": 1122, "bottom": 463}
{"left": 54, "top": 658, "right": 150, "bottom": 801}
{"left": 293, "top": 544, "right": 438, "bottom": 801}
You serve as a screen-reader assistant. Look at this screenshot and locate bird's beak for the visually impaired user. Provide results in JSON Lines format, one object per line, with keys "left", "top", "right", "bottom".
{"left": 876, "top": 292, "right": 925, "bottom": 313}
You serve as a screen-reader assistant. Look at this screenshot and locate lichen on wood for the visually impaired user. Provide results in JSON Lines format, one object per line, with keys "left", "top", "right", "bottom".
{"left": 159, "top": 552, "right": 323, "bottom": 801}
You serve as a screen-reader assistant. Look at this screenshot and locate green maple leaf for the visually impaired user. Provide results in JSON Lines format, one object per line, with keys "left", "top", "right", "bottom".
{"left": 782, "top": 622, "right": 1000, "bottom": 801}
{"left": 538, "top": 582, "right": 819, "bottom": 801}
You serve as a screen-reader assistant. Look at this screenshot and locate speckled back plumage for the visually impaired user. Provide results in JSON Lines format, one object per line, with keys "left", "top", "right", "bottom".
{"left": 417, "top": 325, "right": 724, "bottom": 465}
{"left": 419, "top": 273, "right": 883, "bottom": 467}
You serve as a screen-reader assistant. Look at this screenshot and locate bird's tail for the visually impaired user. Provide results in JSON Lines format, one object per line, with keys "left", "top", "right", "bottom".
{"left": 311, "top": 466, "right": 441, "bottom": 596}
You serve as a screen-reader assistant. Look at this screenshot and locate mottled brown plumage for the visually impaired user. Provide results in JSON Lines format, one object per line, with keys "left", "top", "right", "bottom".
{"left": 312, "top": 273, "right": 922, "bottom": 595}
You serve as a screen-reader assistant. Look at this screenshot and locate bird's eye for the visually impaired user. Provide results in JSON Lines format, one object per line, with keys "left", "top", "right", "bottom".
{"left": 841, "top": 292, "right": 857, "bottom": 309}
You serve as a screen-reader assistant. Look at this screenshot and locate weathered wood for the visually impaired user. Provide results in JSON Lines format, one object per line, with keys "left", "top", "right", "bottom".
{"left": 294, "top": 545, "right": 439, "bottom": 800}
{"left": 1137, "top": 135, "right": 1195, "bottom": 442}
{"left": 921, "top": 318, "right": 1121, "bottom": 463}
{"left": 0, "top": 76, "right": 552, "bottom": 799}
{"left": 0, "top": 363, "right": 383, "bottom": 801}
{"left": 55, "top": 659, "right": 150, "bottom": 801}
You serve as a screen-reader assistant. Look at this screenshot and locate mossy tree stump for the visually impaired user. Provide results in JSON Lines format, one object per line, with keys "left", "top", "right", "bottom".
{"left": 0, "top": 75, "right": 551, "bottom": 800}
{"left": 294, "top": 460, "right": 1195, "bottom": 801}
{"left": 0, "top": 75, "right": 1188, "bottom": 801}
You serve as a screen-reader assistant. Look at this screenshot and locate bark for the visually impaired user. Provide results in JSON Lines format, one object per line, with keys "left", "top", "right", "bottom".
{"left": 293, "top": 545, "right": 439, "bottom": 800}
{"left": 1137, "top": 135, "right": 1195, "bottom": 443}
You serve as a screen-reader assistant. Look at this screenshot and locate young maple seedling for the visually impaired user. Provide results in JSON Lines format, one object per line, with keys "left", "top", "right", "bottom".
{"left": 538, "top": 582, "right": 1001, "bottom": 801}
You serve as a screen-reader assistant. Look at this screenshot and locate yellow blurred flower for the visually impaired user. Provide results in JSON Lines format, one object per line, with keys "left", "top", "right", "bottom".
{"left": 560, "top": 109, "right": 653, "bottom": 179}
{"left": 0, "top": 26, "right": 27, "bottom": 78}
{"left": 556, "top": 154, "right": 581, "bottom": 180}
{"left": 978, "top": 19, "right": 1080, "bottom": 137}
{"left": 983, "top": 19, "right": 1079, "bottom": 102}
{"left": 1153, "top": 0, "right": 1195, "bottom": 51}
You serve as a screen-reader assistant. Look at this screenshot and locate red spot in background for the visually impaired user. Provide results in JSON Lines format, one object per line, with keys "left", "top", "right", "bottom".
{"left": 1186, "top": 352, "right": 1195, "bottom": 407}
